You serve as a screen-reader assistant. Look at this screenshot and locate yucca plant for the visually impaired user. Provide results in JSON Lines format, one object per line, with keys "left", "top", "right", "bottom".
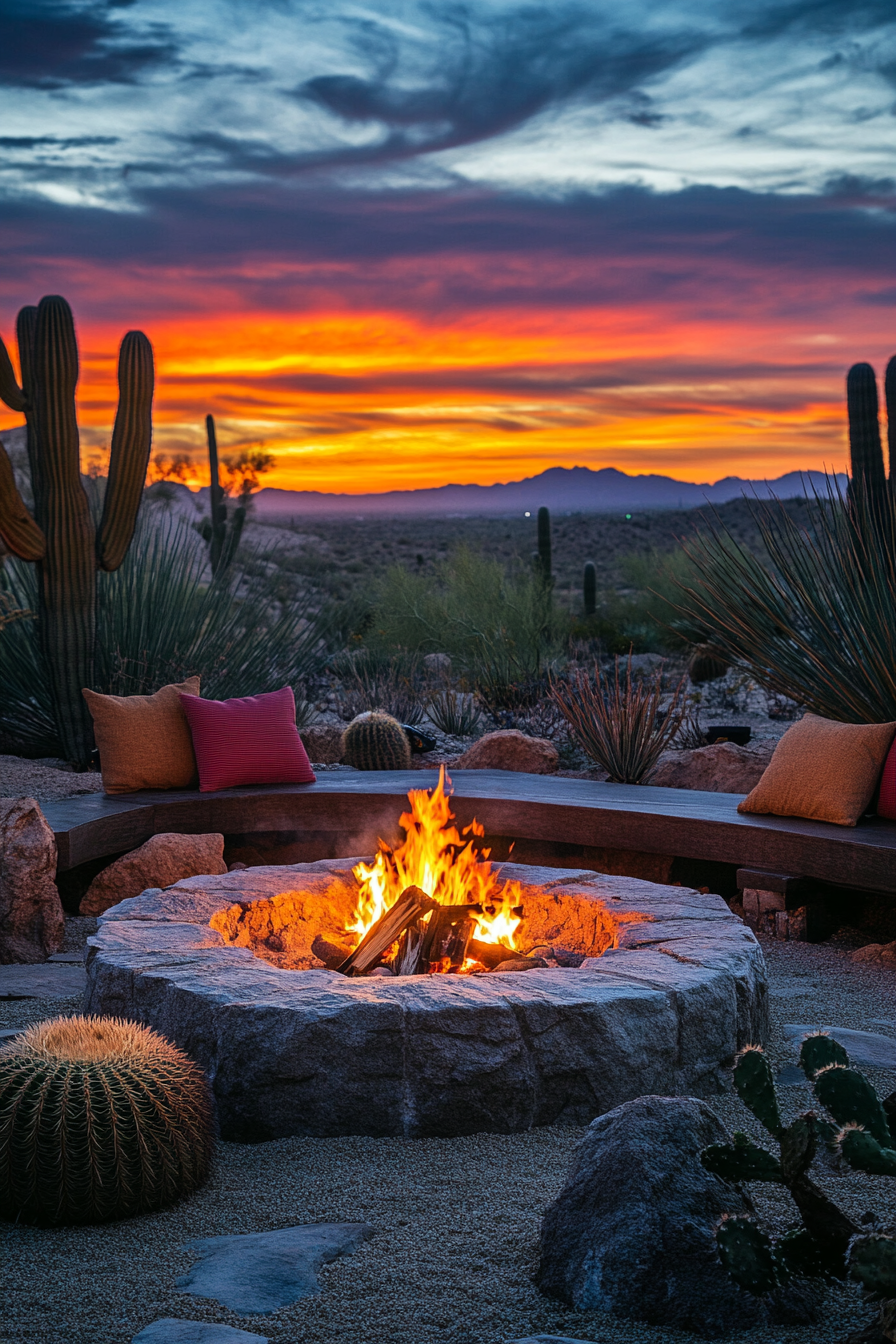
{"left": 0, "top": 1015, "right": 213, "bottom": 1225}
{"left": 0, "top": 514, "right": 333, "bottom": 754}
{"left": 426, "top": 683, "right": 482, "bottom": 736}
{"left": 550, "top": 655, "right": 687, "bottom": 782}
{"left": 668, "top": 478, "right": 896, "bottom": 723}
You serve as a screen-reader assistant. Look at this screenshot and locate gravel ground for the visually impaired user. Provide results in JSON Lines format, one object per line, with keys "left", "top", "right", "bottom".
{"left": 0, "top": 755, "right": 103, "bottom": 803}
{"left": 3, "top": 927, "right": 895, "bottom": 1344}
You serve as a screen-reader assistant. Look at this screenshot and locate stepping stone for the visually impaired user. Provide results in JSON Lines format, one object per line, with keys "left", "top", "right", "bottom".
{"left": 177, "top": 1223, "right": 374, "bottom": 1314}
{"left": 0, "top": 1028, "right": 24, "bottom": 1045}
{"left": 507, "top": 1337, "right": 597, "bottom": 1343}
{"left": 47, "top": 952, "right": 84, "bottom": 963}
{"left": 775, "top": 1063, "right": 808, "bottom": 1087}
{"left": 133, "top": 1323, "right": 268, "bottom": 1344}
{"left": 783, "top": 1024, "right": 896, "bottom": 1070}
{"left": 0, "top": 963, "right": 86, "bottom": 999}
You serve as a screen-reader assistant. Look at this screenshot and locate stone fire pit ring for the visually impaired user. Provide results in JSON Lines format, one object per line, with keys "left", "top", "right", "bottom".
{"left": 85, "top": 859, "right": 768, "bottom": 1140}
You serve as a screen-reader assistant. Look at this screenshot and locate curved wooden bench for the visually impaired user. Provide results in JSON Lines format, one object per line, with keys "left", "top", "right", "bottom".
{"left": 41, "top": 769, "right": 896, "bottom": 896}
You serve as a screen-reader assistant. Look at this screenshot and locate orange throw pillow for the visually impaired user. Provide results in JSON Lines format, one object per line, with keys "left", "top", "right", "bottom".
{"left": 83, "top": 678, "right": 201, "bottom": 794}
{"left": 738, "top": 713, "right": 896, "bottom": 827}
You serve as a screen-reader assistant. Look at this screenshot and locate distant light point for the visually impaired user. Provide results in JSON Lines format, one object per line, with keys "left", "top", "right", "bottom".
{"left": 524, "top": 511, "right": 531, "bottom": 517}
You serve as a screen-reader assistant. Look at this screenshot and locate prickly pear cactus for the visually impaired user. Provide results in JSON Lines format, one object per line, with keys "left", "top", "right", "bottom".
{"left": 704, "top": 1032, "right": 896, "bottom": 1340}
{"left": 342, "top": 712, "right": 412, "bottom": 770}
{"left": 0, "top": 295, "right": 154, "bottom": 764}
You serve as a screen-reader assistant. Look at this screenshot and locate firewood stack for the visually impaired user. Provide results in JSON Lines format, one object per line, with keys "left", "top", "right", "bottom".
{"left": 311, "top": 885, "right": 537, "bottom": 977}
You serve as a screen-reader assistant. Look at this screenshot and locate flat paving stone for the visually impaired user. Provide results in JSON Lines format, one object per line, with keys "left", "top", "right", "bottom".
{"left": 132, "top": 1322, "right": 268, "bottom": 1344}
{"left": 176, "top": 1223, "right": 374, "bottom": 1314}
{"left": 47, "top": 951, "right": 84, "bottom": 963}
{"left": 783, "top": 1024, "right": 896, "bottom": 1069}
{"left": 0, "top": 963, "right": 86, "bottom": 998}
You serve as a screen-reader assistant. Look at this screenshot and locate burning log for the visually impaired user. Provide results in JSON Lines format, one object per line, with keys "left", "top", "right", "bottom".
{"left": 468, "top": 937, "right": 521, "bottom": 970}
{"left": 419, "top": 903, "right": 481, "bottom": 972}
{"left": 337, "top": 885, "right": 439, "bottom": 976}
{"left": 311, "top": 934, "right": 353, "bottom": 970}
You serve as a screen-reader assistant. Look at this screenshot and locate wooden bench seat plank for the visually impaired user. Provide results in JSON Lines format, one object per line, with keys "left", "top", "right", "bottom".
{"left": 39, "top": 770, "right": 896, "bottom": 895}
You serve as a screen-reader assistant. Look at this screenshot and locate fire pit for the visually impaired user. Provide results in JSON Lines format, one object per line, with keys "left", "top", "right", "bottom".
{"left": 86, "top": 773, "right": 767, "bottom": 1139}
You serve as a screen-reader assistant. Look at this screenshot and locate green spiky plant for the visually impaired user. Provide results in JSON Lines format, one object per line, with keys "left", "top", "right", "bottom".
{"left": 668, "top": 476, "right": 896, "bottom": 723}
{"left": 702, "top": 1036, "right": 896, "bottom": 1341}
{"left": 0, "top": 295, "right": 153, "bottom": 764}
{"left": 0, "top": 1015, "right": 213, "bottom": 1226}
{"left": 343, "top": 712, "right": 412, "bottom": 770}
{"left": 583, "top": 560, "right": 597, "bottom": 617}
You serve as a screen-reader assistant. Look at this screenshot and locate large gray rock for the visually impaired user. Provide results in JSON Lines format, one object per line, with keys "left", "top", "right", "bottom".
{"left": 0, "top": 796, "right": 63, "bottom": 963}
{"left": 650, "top": 741, "right": 774, "bottom": 793}
{"left": 133, "top": 1322, "right": 268, "bottom": 1344}
{"left": 177, "top": 1223, "right": 373, "bottom": 1314}
{"left": 536, "top": 1095, "right": 816, "bottom": 1336}
{"left": 85, "top": 861, "right": 768, "bottom": 1140}
{"left": 81, "top": 832, "right": 227, "bottom": 916}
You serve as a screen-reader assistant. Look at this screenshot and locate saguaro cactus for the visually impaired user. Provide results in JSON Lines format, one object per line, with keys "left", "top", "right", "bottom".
{"left": 0, "top": 295, "right": 154, "bottom": 764}
{"left": 583, "top": 560, "right": 596, "bottom": 616}
{"left": 847, "top": 358, "right": 895, "bottom": 516}
{"left": 536, "top": 506, "right": 552, "bottom": 585}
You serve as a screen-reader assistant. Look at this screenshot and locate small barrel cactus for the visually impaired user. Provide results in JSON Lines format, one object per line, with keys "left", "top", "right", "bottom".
{"left": 0, "top": 1015, "right": 214, "bottom": 1225}
{"left": 343, "top": 711, "right": 411, "bottom": 770}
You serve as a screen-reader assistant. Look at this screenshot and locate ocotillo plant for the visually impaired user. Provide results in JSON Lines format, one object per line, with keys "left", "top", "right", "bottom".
{"left": 847, "top": 358, "right": 895, "bottom": 518}
{"left": 0, "top": 295, "right": 153, "bottom": 764}
{"left": 703, "top": 1035, "right": 896, "bottom": 1338}
{"left": 583, "top": 560, "right": 596, "bottom": 616}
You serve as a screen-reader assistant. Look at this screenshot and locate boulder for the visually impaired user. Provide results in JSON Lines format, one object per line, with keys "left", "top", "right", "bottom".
{"left": 0, "top": 796, "right": 63, "bottom": 963}
{"left": 299, "top": 723, "right": 347, "bottom": 764}
{"left": 852, "top": 941, "right": 896, "bottom": 969}
{"left": 80, "top": 832, "right": 227, "bottom": 916}
{"left": 650, "top": 741, "right": 774, "bottom": 793}
{"left": 455, "top": 729, "right": 558, "bottom": 774}
{"left": 536, "top": 1094, "right": 817, "bottom": 1336}
{"left": 423, "top": 652, "right": 451, "bottom": 675}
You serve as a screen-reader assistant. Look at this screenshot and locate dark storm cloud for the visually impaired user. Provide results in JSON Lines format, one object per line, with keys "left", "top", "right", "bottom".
{"left": 296, "top": 5, "right": 703, "bottom": 164}
{"left": 0, "top": 0, "right": 177, "bottom": 87}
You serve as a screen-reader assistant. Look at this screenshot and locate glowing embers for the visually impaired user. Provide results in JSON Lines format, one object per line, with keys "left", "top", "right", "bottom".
{"left": 331, "top": 769, "right": 531, "bottom": 977}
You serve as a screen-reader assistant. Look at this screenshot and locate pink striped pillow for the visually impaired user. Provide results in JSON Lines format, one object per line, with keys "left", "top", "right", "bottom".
{"left": 179, "top": 687, "right": 315, "bottom": 792}
{"left": 879, "top": 733, "right": 896, "bottom": 820}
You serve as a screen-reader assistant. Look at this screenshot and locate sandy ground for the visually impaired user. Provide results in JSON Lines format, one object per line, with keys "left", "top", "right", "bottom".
{"left": 3, "top": 925, "right": 895, "bottom": 1344}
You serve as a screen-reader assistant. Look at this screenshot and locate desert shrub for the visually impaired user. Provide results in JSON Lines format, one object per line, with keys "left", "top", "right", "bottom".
{"left": 669, "top": 480, "right": 896, "bottom": 723}
{"left": 366, "top": 547, "right": 561, "bottom": 695}
{"left": 551, "top": 656, "right": 688, "bottom": 783}
{"left": 425, "top": 685, "right": 482, "bottom": 737}
{"left": 0, "top": 516, "right": 334, "bottom": 756}
{"left": 333, "top": 649, "right": 426, "bottom": 725}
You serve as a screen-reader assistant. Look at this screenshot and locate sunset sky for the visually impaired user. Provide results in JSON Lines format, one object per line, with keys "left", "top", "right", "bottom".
{"left": 1, "top": 0, "right": 895, "bottom": 493}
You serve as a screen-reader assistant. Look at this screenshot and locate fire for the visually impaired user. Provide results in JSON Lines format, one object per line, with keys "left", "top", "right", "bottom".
{"left": 348, "top": 767, "right": 523, "bottom": 962}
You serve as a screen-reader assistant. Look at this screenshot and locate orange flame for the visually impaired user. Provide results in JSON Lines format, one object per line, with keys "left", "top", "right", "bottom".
{"left": 348, "top": 767, "right": 522, "bottom": 955}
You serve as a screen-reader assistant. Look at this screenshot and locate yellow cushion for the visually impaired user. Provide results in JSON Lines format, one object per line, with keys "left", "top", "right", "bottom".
{"left": 738, "top": 713, "right": 896, "bottom": 827}
{"left": 83, "top": 679, "right": 201, "bottom": 794}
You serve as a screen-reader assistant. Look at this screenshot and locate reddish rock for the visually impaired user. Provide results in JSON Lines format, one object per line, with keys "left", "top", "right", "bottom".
{"left": 454, "top": 730, "right": 559, "bottom": 774}
{"left": 299, "top": 724, "right": 347, "bottom": 764}
{"left": 649, "top": 741, "right": 775, "bottom": 794}
{"left": 852, "top": 942, "right": 896, "bottom": 968}
{"left": 0, "top": 796, "right": 63, "bottom": 964}
{"left": 80, "top": 832, "right": 227, "bottom": 916}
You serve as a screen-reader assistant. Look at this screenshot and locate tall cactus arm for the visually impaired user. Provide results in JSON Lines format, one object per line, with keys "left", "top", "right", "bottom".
{"left": 0, "top": 332, "right": 26, "bottom": 411}
{"left": 847, "top": 362, "right": 887, "bottom": 500}
{"left": 31, "top": 294, "right": 96, "bottom": 766}
{"left": 0, "top": 445, "right": 45, "bottom": 560}
{"left": 96, "top": 330, "right": 154, "bottom": 571}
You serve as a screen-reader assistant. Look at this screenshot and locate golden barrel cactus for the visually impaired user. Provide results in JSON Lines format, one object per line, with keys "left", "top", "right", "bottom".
{"left": 0, "top": 1016, "right": 214, "bottom": 1225}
